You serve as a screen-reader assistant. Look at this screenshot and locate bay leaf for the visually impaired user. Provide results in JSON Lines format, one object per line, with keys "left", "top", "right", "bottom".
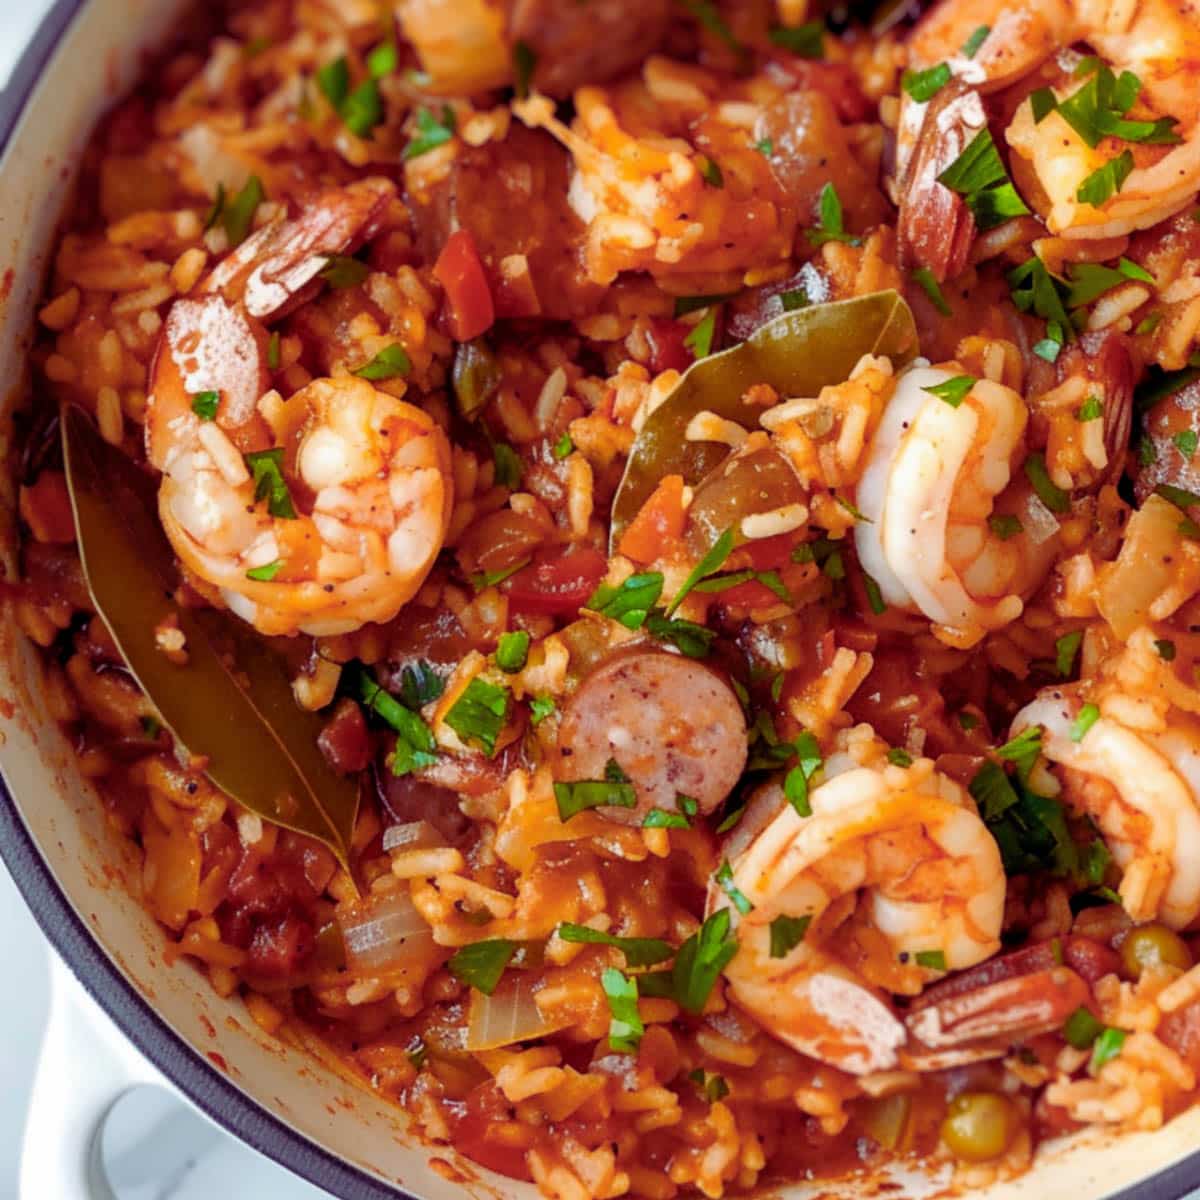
{"left": 60, "top": 405, "right": 358, "bottom": 870}
{"left": 610, "top": 290, "right": 919, "bottom": 548}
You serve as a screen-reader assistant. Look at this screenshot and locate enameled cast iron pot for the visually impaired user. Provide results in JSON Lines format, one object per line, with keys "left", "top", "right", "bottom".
{"left": 2, "top": 3, "right": 1200, "bottom": 1197}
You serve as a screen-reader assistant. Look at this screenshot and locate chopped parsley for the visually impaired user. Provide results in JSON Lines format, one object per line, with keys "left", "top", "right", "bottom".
{"left": 902, "top": 62, "right": 951, "bottom": 103}
{"left": 783, "top": 730, "right": 822, "bottom": 817}
{"left": 1156, "top": 482, "right": 1200, "bottom": 509}
{"left": 684, "top": 306, "right": 718, "bottom": 359}
{"left": 399, "top": 660, "right": 445, "bottom": 708}
{"left": 354, "top": 667, "right": 438, "bottom": 776}
{"left": 554, "top": 777, "right": 638, "bottom": 821}
{"left": 923, "top": 375, "right": 976, "bottom": 408}
{"left": 807, "top": 182, "right": 860, "bottom": 247}
{"left": 602, "top": 968, "right": 643, "bottom": 1053}
{"left": 1070, "top": 702, "right": 1101, "bottom": 742}
{"left": 1076, "top": 394, "right": 1104, "bottom": 421}
{"left": 697, "top": 156, "right": 724, "bottom": 188}
{"left": 354, "top": 343, "right": 411, "bottom": 381}
{"left": 1030, "top": 86, "right": 1057, "bottom": 123}
{"left": 669, "top": 527, "right": 734, "bottom": 616}
{"left": 444, "top": 677, "right": 510, "bottom": 755}
{"left": 552, "top": 431, "right": 574, "bottom": 459}
{"left": 936, "top": 127, "right": 1029, "bottom": 230}
{"left": 245, "top": 560, "right": 283, "bottom": 581}
{"left": 1138, "top": 435, "right": 1158, "bottom": 466}
{"left": 887, "top": 748, "right": 913, "bottom": 767}
{"left": 556, "top": 923, "right": 673, "bottom": 967}
{"left": 1065, "top": 258, "right": 1154, "bottom": 308}
{"left": 1055, "top": 630, "right": 1083, "bottom": 677}
{"left": 315, "top": 56, "right": 350, "bottom": 109}
{"left": 962, "top": 24, "right": 990, "bottom": 57}
{"left": 715, "top": 861, "right": 754, "bottom": 915}
{"left": 470, "top": 561, "right": 528, "bottom": 591}
{"left": 529, "top": 694, "right": 556, "bottom": 724}
{"left": 495, "top": 631, "right": 530, "bottom": 673}
{"left": 403, "top": 106, "right": 456, "bottom": 160}
{"left": 1056, "top": 63, "right": 1180, "bottom": 150}
{"left": 1136, "top": 312, "right": 1163, "bottom": 336}
{"left": 203, "top": 182, "right": 225, "bottom": 232}
{"left": 1033, "top": 320, "right": 1066, "bottom": 363}
{"left": 769, "top": 914, "right": 812, "bottom": 958}
{"left": 657, "top": 908, "right": 739, "bottom": 1013}
{"left": 996, "top": 725, "right": 1043, "bottom": 780}
{"left": 1175, "top": 430, "right": 1199, "bottom": 459}
{"left": 1024, "top": 452, "right": 1070, "bottom": 514}
{"left": 191, "top": 391, "right": 219, "bottom": 420}
{"left": 989, "top": 513, "right": 1023, "bottom": 540}
{"left": 267, "top": 331, "right": 281, "bottom": 370}
{"left": 779, "top": 287, "right": 809, "bottom": 311}
{"left": 341, "top": 79, "right": 384, "bottom": 139}
{"left": 447, "top": 938, "right": 518, "bottom": 995}
{"left": 644, "top": 610, "right": 716, "bottom": 658}
{"left": 912, "top": 266, "right": 951, "bottom": 315}
{"left": 674, "top": 293, "right": 734, "bottom": 316}
{"left": 512, "top": 40, "right": 536, "bottom": 99}
{"left": 586, "top": 572, "right": 664, "bottom": 629}
{"left": 223, "top": 175, "right": 264, "bottom": 248}
{"left": 1076, "top": 149, "right": 1134, "bottom": 206}
{"left": 915, "top": 949, "right": 946, "bottom": 971}
{"left": 643, "top": 808, "right": 691, "bottom": 829}
{"left": 863, "top": 572, "right": 887, "bottom": 615}
{"left": 367, "top": 40, "right": 397, "bottom": 79}
{"left": 1007, "top": 256, "right": 1072, "bottom": 330}
{"left": 493, "top": 442, "right": 522, "bottom": 489}
{"left": 1090, "top": 1026, "right": 1127, "bottom": 1072}
{"left": 755, "top": 137, "right": 774, "bottom": 157}
{"left": 320, "top": 255, "right": 368, "bottom": 289}
{"left": 245, "top": 448, "right": 297, "bottom": 519}
{"left": 689, "top": 1069, "right": 730, "bottom": 1102}
{"left": 768, "top": 22, "right": 824, "bottom": 58}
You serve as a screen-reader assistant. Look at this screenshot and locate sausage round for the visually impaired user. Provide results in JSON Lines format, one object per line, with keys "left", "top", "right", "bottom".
{"left": 555, "top": 649, "right": 747, "bottom": 824}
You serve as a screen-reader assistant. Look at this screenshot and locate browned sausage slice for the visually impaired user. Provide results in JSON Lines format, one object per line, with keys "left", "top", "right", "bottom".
{"left": 556, "top": 649, "right": 747, "bottom": 824}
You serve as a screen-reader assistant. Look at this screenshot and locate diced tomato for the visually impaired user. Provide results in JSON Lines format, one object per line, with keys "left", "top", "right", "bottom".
{"left": 717, "top": 580, "right": 786, "bottom": 608}
{"left": 317, "top": 697, "right": 371, "bottom": 775}
{"left": 434, "top": 229, "right": 495, "bottom": 341}
{"left": 618, "top": 474, "right": 687, "bottom": 563}
{"left": 450, "top": 1082, "right": 534, "bottom": 1180}
{"left": 246, "top": 911, "right": 315, "bottom": 978}
{"left": 644, "top": 318, "right": 693, "bottom": 374}
{"left": 503, "top": 544, "right": 607, "bottom": 615}
{"left": 736, "top": 532, "right": 800, "bottom": 571}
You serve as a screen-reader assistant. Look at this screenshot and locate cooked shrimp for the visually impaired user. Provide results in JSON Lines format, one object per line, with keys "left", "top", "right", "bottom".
{"left": 711, "top": 735, "right": 1004, "bottom": 1074}
{"left": 910, "top": 0, "right": 1200, "bottom": 239}
{"left": 145, "top": 179, "right": 452, "bottom": 637}
{"left": 854, "top": 364, "right": 1055, "bottom": 644}
{"left": 1012, "top": 656, "right": 1200, "bottom": 930}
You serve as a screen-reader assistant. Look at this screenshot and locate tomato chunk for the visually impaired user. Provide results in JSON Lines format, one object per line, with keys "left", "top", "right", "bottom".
{"left": 503, "top": 545, "right": 607, "bottom": 615}
{"left": 618, "top": 474, "right": 686, "bottom": 563}
{"left": 434, "top": 229, "right": 495, "bottom": 341}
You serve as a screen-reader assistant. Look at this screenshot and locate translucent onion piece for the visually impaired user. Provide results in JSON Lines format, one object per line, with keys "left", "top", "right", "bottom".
{"left": 1021, "top": 491, "right": 1061, "bottom": 547}
{"left": 466, "top": 972, "right": 570, "bottom": 1051}
{"left": 338, "top": 889, "right": 434, "bottom": 974}
{"left": 382, "top": 819, "right": 445, "bottom": 854}
{"left": 1097, "top": 493, "right": 1184, "bottom": 640}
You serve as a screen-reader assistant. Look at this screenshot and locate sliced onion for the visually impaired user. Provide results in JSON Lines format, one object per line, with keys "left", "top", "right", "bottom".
{"left": 1097, "top": 493, "right": 1183, "bottom": 640}
{"left": 382, "top": 820, "right": 445, "bottom": 854}
{"left": 1021, "top": 491, "right": 1061, "bottom": 546}
{"left": 465, "top": 972, "right": 570, "bottom": 1051}
{"left": 338, "top": 889, "right": 435, "bottom": 974}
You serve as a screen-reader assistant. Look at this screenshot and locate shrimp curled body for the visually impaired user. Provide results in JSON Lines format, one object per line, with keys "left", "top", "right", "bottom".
{"left": 1012, "top": 687, "right": 1200, "bottom": 929}
{"left": 146, "top": 181, "right": 452, "bottom": 637}
{"left": 711, "top": 742, "right": 1005, "bottom": 1074}
{"left": 855, "top": 365, "right": 1052, "bottom": 644}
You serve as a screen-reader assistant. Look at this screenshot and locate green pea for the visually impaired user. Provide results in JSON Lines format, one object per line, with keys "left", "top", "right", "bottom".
{"left": 940, "top": 1092, "right": 1020, "bottom": 1163}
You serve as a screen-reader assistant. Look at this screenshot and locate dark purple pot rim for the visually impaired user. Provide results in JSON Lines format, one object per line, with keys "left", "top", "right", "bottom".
{"left": 1, "top": 5, "right": 1199, "bottom": 1200}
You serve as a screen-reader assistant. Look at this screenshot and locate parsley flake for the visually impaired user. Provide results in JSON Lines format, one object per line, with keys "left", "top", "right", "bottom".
{"left": 556, "top": 923, "right": 673, "bottom": 967}
{"left": 191, "top": 391, "right": 219, "bottom": 421}
{"left": 924, "top": 375, "right": 976, "bottom": 408}
{"left": 602, "top": 968, "right": 643, "bottom": 1053}
{"left": 807, "top": 182, "right": 860, "bottom": 247}
{"left": 245, "top": 448, "right": 297, "bottom": 519}
{"left": 354, "top": 343, "right": 411, "bottom": 381}
{"left": 447, "top": 939, "right": 517, "bottom": 995}
{"left": 403, "top": 106, "right": 456, "bottom": 160}
{"left": 769, "top": 914, "right": 812, "bottom": 958}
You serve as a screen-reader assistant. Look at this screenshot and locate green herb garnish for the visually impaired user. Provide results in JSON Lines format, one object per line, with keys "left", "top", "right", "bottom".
{"left": 447, "top": 939, "right": 518, "bottom": 995}
{"left": 245, "top": 448, "right": 297, "bottom": 519}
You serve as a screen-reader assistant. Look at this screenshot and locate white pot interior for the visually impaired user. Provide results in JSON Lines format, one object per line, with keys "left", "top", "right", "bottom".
{"left": 0, "top": 4, "right": 1198, "bottom": 1199}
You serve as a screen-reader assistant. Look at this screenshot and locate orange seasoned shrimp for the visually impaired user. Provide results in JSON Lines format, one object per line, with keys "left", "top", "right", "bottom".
{"left": 1011, "top": 630, "right": 1200, "bottom": 929}
{"left": 145, "top": 180, "right": 452, "bottom": 637}
{"left": 854, "top": 363, "right": 1056, "bottom": 645}
{"left": 710, "top": 733, "right": 1005, "bottom": 1074}
{"left": 909, "top": 0, "right": 1200, "bottom": 240}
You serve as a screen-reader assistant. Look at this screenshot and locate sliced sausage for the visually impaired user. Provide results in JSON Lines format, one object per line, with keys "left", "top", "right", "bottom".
{"left": 508, "top": 0, "right": 670, "bottom": 97}
{"left": 556, "top": 649, "right": 747, "bottom": 824}
{"left": 1133, "top": 374, "right": 1200, "bottom": 505}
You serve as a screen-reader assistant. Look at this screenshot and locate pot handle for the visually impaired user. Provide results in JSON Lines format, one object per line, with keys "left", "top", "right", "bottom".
{"left": 19, "top": 953, "right": 163, "bottom": 1199}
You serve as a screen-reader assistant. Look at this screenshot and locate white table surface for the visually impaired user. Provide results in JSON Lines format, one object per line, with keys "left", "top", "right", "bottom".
{"left": 0, "top": 6, "right": 330, "bottom": 1198}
